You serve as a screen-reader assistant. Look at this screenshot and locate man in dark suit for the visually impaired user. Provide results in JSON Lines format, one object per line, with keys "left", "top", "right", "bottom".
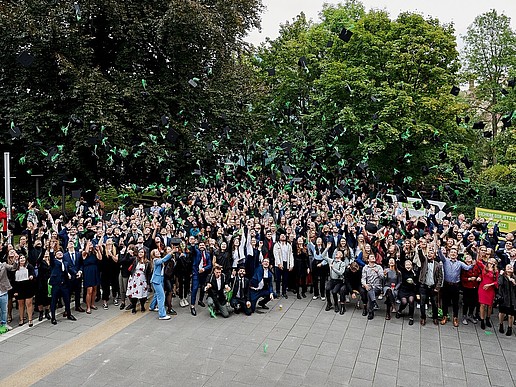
{"left": 205, "top": 265, "right": 230, "bottom": 318}
{"left": 49, "top": 250, "right": 77, "bottom": 324}
{"left": 230, "top": 265, "right": 251, "bottom": 315}
{"left": 190, "top": 241, "right": 212, "bottom": 316}
{"left": 249, "top": 258, "right": 275, "bottom": 313}
{"left": 63, "top": 241, "right": 85, "bottom": 313}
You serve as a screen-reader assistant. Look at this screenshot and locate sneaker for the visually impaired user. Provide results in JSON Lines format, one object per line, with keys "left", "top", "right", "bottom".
{"left": 2, "top": 324, "right": 13, "bottom": 331}
{"left": 468, "top": 315, "right": 478, "bottom": 324}
{"left": 103, "top": 304, "right": 108, "bottom": 310}
{"left": 312, "top": 296, "right": 319, "bottom": 300}
{"left": 373, "top": 302, "right": 379, "bottom": 310}
{"left": 113, "top": 299, "right": 119, "bottom": 306}
{"left": 149, "top": 308, "right": 159, "bottom": 312}
{"left": 159, "top": 315, "right": 171, "bottom": 320}
{"left": 321, "top": 297, "right": 326, "bottom": 301}
{"left": 345, "top": 296, "right": 350, "bottom": 303}
{"left": 378, "top": 294, "right": 383, "bottom": 300}
{"left": 462, "top": 317, "right": 468, "bottom": 325}
{"left": 183, "top": 299, "right": 189, "bottom": 307}
{"left": 119, "top": 303, "right": 125, "bottom": 310}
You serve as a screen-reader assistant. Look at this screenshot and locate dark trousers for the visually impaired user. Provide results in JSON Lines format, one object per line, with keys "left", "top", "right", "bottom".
{"left": 325, "top": 279, "right": 343, "bottom": 305}
{"left": 420, "top": 284, "right": 438, "bottom": 320}
{"left": 312, "top": 261, "right": 327, "bottom": 297}
{"left": 442, "top": 282, "right": 460, "bottom": 318}
{"left": 178, "top": 273, "right": 190, "bottom": 299}
{"left": 295, "top": 265, "right": 307, "bottom": 295}
{"left": 191, "top": 273, "right": 208, "bottom": 305}
{"left": 69, "top": 278, "right": 82, "bottom": 309}
{"left": 275, "top": 266, "right": 289, "bottom": 295}
{"left": 101, "top": 269, "right": 119, "bottom": 301}
{"left": 249, "top": 289, "right": 272, "bottom": 312}
{"left": 359, "top": 286, "right": 381, "bottom": 312}
{"left": 230, "top": 297, "right": 252, "bottom": 315}
{"left": 50, "top": 284, "right": 71, "bottom": 319}
{"left": 462, "top": 287, "right": 478, "bottom": 316}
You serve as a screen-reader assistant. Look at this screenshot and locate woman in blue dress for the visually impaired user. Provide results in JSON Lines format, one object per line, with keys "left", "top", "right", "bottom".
{"left": 82, "top": 241, "right": 101, "bottom": 314}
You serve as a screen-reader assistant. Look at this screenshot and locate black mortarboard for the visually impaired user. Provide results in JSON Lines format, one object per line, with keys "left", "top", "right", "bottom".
{"left": 483, "top": 131, "right": 492, "bottom": 138}
{"left": 421, "top": 165, "right": 429, "bottom": 176}
{"left": 266, "top": 68, "right": 276, "bottom": 76}
{"left": 396, "top": 193, "right": 407, "bottom": 203}
{"left": 413, "top": 201, "right": 422, "bottom": 210}
{"left": 501, "top": 88, "right": 509, "bottom": 96}
{"left": 508, "top": 79, "right": 516, "bottom": 88}
{"left": 489, "top": 188, "right": 497, "bottom": 197}
{"left": 87, "top": 136, "right": 99, "bottom": 145}
{"left": 464, "top": 116, "right": 471, "bottom": 124}
{"left": 461, "top": 156, "right": 473, "bottom": 169}
{"left": 364, "top": 208, "right": 373, "bottom": 215}
{"left": 385, "top": 195, "right": 394, "bottom": 204}
{"left": 421, "top": 198, "right": 431, "bottom": 210}
{"left": 338, "top": 28, "right": 353, "bottom": 42}
{"left": 472, "top": 121, "right": 485, "bottom": 129}
{"left": 9, "top": 124, "right": 21, "bottom": 139}
{"left": 161, "top": 115, "right": 169, "bottom": 125}
{"left": 358, "top": 133, "right": 365, "bottom": 142}
{"left": 166, "top": 128, "right": 179, "bottom": 143}
{"left": 226, "top": 185, "right": 237, "bottom": 194}
{"left": 439, "top": 150, "right": 447, "bottom": 160}
{"left": 365, "top": 222, "right": 378, "bottom": 234}
{"left": 355, "top": 201, "right": 365, "bottom": 210}
{"left": 298, "top": 56, "right": 307, "bottom": 68}
{"left": 466, "top": 188, "right": 477, "bottom": 198}
{"left": 326, "top": 40, "right": 333, "bottom": 48}
{"left": 17, "top": 51, "right": 34, "bottom": 67}
{"left": 456, "top": 117, "right": 461, "bottom": 125}
{"left": 450, "top": 86, "right": 460, "bottom": 96}
{"left": 441, "top": 204, "right": 453, "bottom": 214}
{"left": 417, "top": 220, "right": 426, "bottom": 230}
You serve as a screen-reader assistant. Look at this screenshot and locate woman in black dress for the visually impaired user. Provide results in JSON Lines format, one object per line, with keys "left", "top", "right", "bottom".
{"left": 396, "top": 260, "right": 418, "bottom": 325}
{"left": 35, "top": 249, "right": 51, "bottom": 321}
{"left": 294, "top": 237, "right": 310, "bottom": 298}
{"left": 13, "top": 255, "right": 36, "bottom": 327}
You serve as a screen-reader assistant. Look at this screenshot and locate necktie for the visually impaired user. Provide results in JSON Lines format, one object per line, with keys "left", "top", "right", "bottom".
{"left": 240, "top": 278, "right": 244, "bottom": 298}
{"left": 61, "top": 260, "right": 65, "bottom": 272}
{"left": 202, "top": 251, "right": 206, "bottom": 267}
{"left": 71, "top": 252, "right": 75, "bottom": 265}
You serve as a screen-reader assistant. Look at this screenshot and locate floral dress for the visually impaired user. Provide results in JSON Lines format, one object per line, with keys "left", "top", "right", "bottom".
{"left": 126, "top": 262, "right": 148, "bottom": 299}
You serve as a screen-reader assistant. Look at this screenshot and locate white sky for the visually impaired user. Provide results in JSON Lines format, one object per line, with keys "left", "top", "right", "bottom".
{"left": 246, "top": 0, "right": 516, "bottom": 48}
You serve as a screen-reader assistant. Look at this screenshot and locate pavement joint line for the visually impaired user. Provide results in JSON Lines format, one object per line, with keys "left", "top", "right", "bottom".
{"left": 0, "top": 310, "right": 147, "bottom": 387}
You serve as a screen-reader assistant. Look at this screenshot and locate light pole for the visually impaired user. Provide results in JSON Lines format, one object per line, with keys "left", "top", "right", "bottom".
{"left": 61, "top": 179, "right": 76, "bottom": 215}
{"left": 31, "top": 174, "right": 44, "bottom": 199}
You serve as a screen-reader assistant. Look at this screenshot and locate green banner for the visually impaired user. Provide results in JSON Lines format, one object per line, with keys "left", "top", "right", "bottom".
{"left": 475, "top": 207, "right": 516, "bottom": 234}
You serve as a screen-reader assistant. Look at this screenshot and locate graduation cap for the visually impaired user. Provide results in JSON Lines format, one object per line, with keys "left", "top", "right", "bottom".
{"left": 421, "top": 198, "right": 431, "bottom": 210}
{"left": 472, "top": 121, "right": 485, "bottom": 129}
{"left": 509, "top": 78, "right": 516, "bottom": 88}
{"left": 166, "top": 128, "right": 179, "bottom": 143}
{"left": 298, "top": 56, "right": 307, "bottom": 68}
{"left": 364, "top": 208, "right": 373, "bottom": 215}
{"left": 358, "top": 133, "right": 365, "bottom": 142}
{"left": 466, "top": 188, "right": 477, "bottom": 198}
{"left": 338, "top": 28, "right": 353, "bottom": 42}
{"left": 461, "top": 156, "right": 473, "bottom": 169}
{"left": 9, "top": 123, "right": 21, "bottom": 139}
{"left": 501, "top": 88, "right": 509, "bottom": 96}
{"left": 17, "top": 51, "right": 34, "bottom": 67}
{"left": 483, "top": 131, "right": 492, "bottom": 138}
{"left": 355, "top": 201, "right": 365, "bottom": 210}
{"left": 464, "top": 116, "right": 471, "bottom": 124}
{"left": 455, "top": 117, "right": 461, "bottom": 125}
{"left": 161, "top": 115, "right": 169, "bottom": 125}
{"left": 412, "top": 201, "right": 422, "bottom": 210}
{"left": 421, "top": 165, "right": 429, "bottom": 176}
{"left": 450, "top": 86, "right": 460, "bottom": 96}
{"left": 489, "top": 187, "right": 497, "bottom": 197}
{"left": 188, "top": 78, "right": 198, "bottom": 87}
{"left": 365, "top": 222, "right": 378, "bottom": 234}
{"left": 335, "top": 187, "right": 345, "bottom": 197}
{"left": 266, "top": 68, "right": 276, "bottom": 76}
{"left": 326, "top": 40, "right": 333, "bottom": 48}
{"left": 396, "top": 193, "right": 407, "bottom": 203}
{"left": 331, "top": 123, "right": 344, "bottom": 137}
{"left": 439, "top": 150, "right": 447, "bottom": 160}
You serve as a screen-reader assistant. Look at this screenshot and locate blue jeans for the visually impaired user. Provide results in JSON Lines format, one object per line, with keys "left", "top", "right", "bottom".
{"left": 0, "top": 293, "right": 8, "bottom": 325}
{"left": 152, "top": 282, "right": 166, "bottom": 318}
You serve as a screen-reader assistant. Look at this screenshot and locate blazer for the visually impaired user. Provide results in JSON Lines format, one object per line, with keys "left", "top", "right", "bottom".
{"left": 205, "top": 273, "right": 228, "bottom": 305}
{"left": 49, "top": 253, "right": 76, "bottom": 286}
{"left": 63, "top": 250, "right": 83, "bottom": 274}
{"left": 0, "top": 262, "right": 18, "bottom": 293}
{"left": 273, "top": 242, "right": 294, "bottom": 269}
{"left": 231, "top": 275, "right": 250, "bottom": 301}
{"left": 150, "top": 253, "right": 172, "bottom": 285}
{"left": 192, "top": 248, "right": 212, "bottom": 276}
{"left": 417, "top": 249, "right": 444, "bottom": 290}
{"left": 250, "top": 266, "right": 274, "bottom": 293}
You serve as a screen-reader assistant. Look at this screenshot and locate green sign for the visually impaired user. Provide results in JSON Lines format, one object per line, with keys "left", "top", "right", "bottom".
{"left": 475, "top": 207, "right": 516, "bottom": 234}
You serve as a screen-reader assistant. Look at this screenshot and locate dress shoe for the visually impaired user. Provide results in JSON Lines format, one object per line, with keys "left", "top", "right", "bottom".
{"left": 367, "top": 312, "right": 374, "bottom": 320}
{"left": 362, "top": 308, "right": 368, "bottom": 316}
{"left": 485, "top": 317, "right": 492, "bottom": 328}
{"left": 297, "top": 294, "right": 302, "bottom": 300}
{"left": 283, "top": 294, "right": 288, "bottom": 299}
{"left": 325, "top": 304, "right": 333, "bottom": 311}
{"left": 499, "top": 323, "right": 505, "bottom": 334}
{"left": 125, "top": 304, "right": 133, "bottom": 311}
{"left": 119, "top": 303, "right": 125, "bottom": 310}
{"left": 45, "top": 311, "right": 51, "bottom": 320}
{"left": 51, "top": 319, "right": 57, "bottom": 325}
{"left": 408, "top": 318, "right": 414, "bottom": 326}
{"left": 334, "top": 304, "right": 340, "bottom": 313}
{"left": 301, "top": 293, "right": 306, "bottom": 298}
{"left": 396, "top": 312, "right": 401, "bottom": 319}
{"left": 198, "top": 301, "right": 206, "bottom": 308}
{"left": 385, "top": 312, "right": 391, "bottom": 321}
{"left": 433, "top": 319, "right": 439, "bottom": 325}
{"left": 440, "top": 317, "right": 447, "bottom": 325}
{"left": 480, "top": 319, "right": 485, "bottom": 329}
{"left": 67, "top": 315, "right": 77, "bottom": 321}
{"left": 167, "top": 308, "right": 177, "bottom": 315}
{"left": 258, "top": 302, "right": 269, "bottom": 310}
{"left": 191, "top": 307, "right": 197, "bottom": 316}
{"left": 75, "top": 306, "right": 85, "bottom": 313}
{"left": 453, "top": 317, "right": 459, "bottom": 327}
{"left": 62, "top": 311, "right": 68, "bottom": 317}
{"left": 420, "top": 319, "right": 426, "bottom": 326}
{"left": 506, "top": 327, "right": 513, "bottom": 336}
{"left": 339, "top": 305, "right": 346, "bottom": 315}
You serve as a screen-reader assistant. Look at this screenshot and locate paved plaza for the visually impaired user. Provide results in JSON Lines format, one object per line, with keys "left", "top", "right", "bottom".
{"left": 0, "top": 295, "right": 515, "bottom": 387}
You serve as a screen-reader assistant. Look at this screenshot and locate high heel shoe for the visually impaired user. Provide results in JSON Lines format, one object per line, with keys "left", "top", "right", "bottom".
{"left": 28, "top": 320, "right": 33, "bottom": 327}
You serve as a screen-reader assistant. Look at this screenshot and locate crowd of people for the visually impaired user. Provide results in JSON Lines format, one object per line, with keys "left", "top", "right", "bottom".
{"left": 0, "top": 180, "right": 515, "bottom": 338}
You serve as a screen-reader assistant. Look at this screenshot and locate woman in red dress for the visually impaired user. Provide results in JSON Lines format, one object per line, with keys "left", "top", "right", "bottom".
{"left": 477, "top": 257, "right": 499, "bottom": 329}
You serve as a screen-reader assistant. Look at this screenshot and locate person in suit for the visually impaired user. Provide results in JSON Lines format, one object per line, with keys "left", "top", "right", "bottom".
{"left": 149, "top": 247, "right": 174, "bottom": 320}
{"left": 230, "top": 265, "right": 252, "bottom": 315}
{"left": 273, "top": 233, "right": 294, "bottom": 298}
{"left": 249, "top": 258, "right": 275, "bottom": 313}
{"left": 190, "top": 241, "right": 212, "bottom": 316}
{"left": 63, "top": 241, "right": 84, "bottom": 313}
{"left": 49, "top": 249, "right": 77, "bottom": 325}
{"left": 245, "top": 237, "right": 263, "bottom": 280}
{"left": 205, "top": 264, "right": 231, "bottom": 318}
